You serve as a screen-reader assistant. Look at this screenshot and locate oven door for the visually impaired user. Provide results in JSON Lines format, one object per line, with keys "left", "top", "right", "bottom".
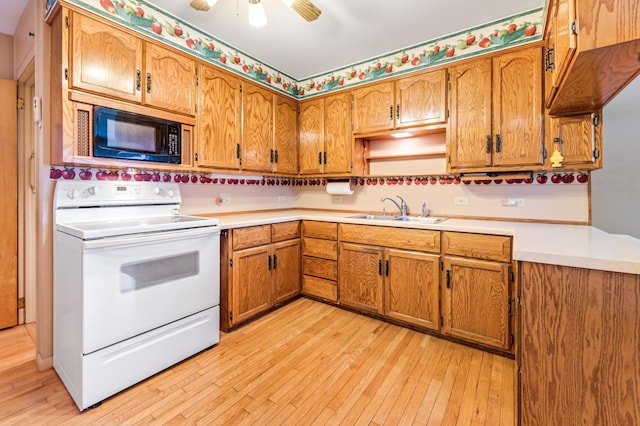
{"left": 81, "top": 227, "right": 220, "bottom": 354}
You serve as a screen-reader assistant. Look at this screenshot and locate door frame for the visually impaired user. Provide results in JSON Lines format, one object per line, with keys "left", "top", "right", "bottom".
{"left": 17, "top": 60, "right": 36, "bottom": 324}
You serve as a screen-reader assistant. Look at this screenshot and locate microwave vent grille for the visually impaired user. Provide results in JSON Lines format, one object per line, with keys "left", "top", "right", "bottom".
{"left": 182, "top": 127, "right": 191, "bottom": 165}
{"left": 76, "top": 109, "right": 90, "bottom": 157}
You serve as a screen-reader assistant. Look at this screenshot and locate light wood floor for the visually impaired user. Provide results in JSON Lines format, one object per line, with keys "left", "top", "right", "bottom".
{"left": 0, "top": 298, "right": 515, "bottom": 425}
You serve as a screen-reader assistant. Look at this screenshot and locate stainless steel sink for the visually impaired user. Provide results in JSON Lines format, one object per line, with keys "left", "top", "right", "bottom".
{"left": 394, "top": 216, "right": 448, "bottom": 224}
{"left": 347, "top": 214, "right": 398, "bottom": 221}
{"left": 347, "top": 214, "right": 448, "bottom": 224}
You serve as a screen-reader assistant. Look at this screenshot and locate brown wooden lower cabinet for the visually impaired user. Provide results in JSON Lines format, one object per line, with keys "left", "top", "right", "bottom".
{"left": 519, "top": 262, "right": 640, "bottom": 425}
{"left": 384, "top": 249, "right": 440, "bottom": 331}
{"left": 301, "top": 221, "right": 338, "bottom": 302}
{"left": 220, "top": 221, "right": 300, "bottom": 330}
{"left": 338, "top": 243, "right": 384, "bottom": 314}
{"left": 441, "top": 256, "right": 511, "bottom": 351}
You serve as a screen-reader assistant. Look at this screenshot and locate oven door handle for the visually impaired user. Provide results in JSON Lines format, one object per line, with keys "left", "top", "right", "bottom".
{"left": 83, "top": 227, "right": 220, "bottom": 250}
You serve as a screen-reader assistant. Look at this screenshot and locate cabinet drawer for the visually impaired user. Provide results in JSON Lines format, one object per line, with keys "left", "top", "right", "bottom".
{"left": 232, "top": 225, "right": 271, "bottom": 250}
{"left": 302, "top": 237, "right": 338, "bottom": 260}
{"left": 271, "top": 221, "right": 300, "bottom": 242}
{"left": 302, "top": 256, "right": 337, "bottom": 281}
{"left": 442, "top": 232, "right": 511, "bottom": 262}
{"left": 302, "top": 221, "right": 337, "bottom": 240}
{"left": 302, "top": 275, "right": 337, "bottom": 302}
{"left": 338, "top": 224, "right": 440, "bottom": 253}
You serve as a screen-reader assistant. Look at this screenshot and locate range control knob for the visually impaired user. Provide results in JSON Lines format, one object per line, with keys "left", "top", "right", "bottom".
{"left": 67, "top": 190, "right": 80, "bottom": 200}
{"left": 87, "top": 186, "right": 99, "bottom": 196}
{"left": 166, "top": 190, "right": 176, "bottom": 198}
{"left": 153, "top": 187, "right": 161, "bottom": 195}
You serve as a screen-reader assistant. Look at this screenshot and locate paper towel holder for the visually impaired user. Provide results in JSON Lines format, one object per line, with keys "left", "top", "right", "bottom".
{"left": 326, "top": 178, "right": 355, "bottom": 195}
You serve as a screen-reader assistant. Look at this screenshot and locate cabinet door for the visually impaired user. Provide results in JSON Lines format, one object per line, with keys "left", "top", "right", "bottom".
{"left": 442, "top": 257, "right": 511, "bottom": 350}
{"left": 242, "top": 83, "right": 273, "bottom": 172}
{"left": 273, "top": 96, "right": 298, "bottom": 174}
{"left": 492, "top": 48, "right": 543, "bottom": 167}
{"left": 298, "top": 98, "right": 323, "bottom": 175}
{"left": 273, "top": 239, "right": 301, "bottom": 304}
{"left": 338, "top": 243, "right": 384, "bottom": 314}
{"left": 352, "top": 81, "right": 394, "bottom": 133}
{"left": 70, "top": 12, "right": 143, "bottom": 103}
{"left": 232, "top": 245, "right": 272, "bottom": 325}
{"left": 447, "top": 59, "right": 493, "bottom": 169}
{"left": 384, "top": 250, "right": 440, "bottom": 331}
{"left": 323, "top": 92, "right": 353, "bottom": 174}
{"left": 197, "top": 65, "right": 241, "bottom": 169}
{"left": 545, "top": 0, "right": 577, "bottom": 108}
{"left": 546, "top": 111, "right": 602, "bottom": 169}
{"left": 395, "top": 69, "right": 447, "bottom": 129}
{"left": 144, "top": 43, "right": 196, "bottom": 116}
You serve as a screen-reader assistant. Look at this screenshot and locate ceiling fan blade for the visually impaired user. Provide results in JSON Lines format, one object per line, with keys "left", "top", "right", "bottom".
{"left": 189, "top": 0, "right": 211, "bottom": 11}
{"left": 289, "top": 0, "right": 321, "bottom": 22}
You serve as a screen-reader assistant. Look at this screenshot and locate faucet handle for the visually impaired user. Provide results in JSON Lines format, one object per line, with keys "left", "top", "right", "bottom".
{"left": 422, "top": 202, "right": 428, "bottom": 217}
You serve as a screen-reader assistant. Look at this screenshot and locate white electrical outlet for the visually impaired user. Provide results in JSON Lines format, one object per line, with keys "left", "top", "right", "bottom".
{"left": 454, "top": 196, "right": 469, "bottom": 206}
{"left": 277, "top": 195, "right": 286, "bottom": 202}
{"left": 502, "top": 198, "right": 525, "bottom": 207}
{"left": 332, "top": 195, "right": 343, "bottom": 202}
{"left": 219, "top": 193, "right": 231, "bottom": 205}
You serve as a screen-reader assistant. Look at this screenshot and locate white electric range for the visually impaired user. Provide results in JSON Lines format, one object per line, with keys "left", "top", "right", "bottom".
{"left": 53, "top": 181, "right": 220, "bottom": 410}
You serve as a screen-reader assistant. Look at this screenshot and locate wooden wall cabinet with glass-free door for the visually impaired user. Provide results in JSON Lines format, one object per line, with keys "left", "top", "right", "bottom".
{"left": 298, "top": 92, "right": 354, "bottom": 175}
{"left": 351, "top": 69, "right": 448, "bottom": 135}
{"left": 441, "top": 232, "right": 513, "bottom": 352}
{"left": 69, "top": 11, "right": 196, "bottom": 116}
{"left": 337, "top": 224, "right": 441, "bottom": 330}
{"left": 544, "top": 0, "right": 640, "bottom": 115}
{"left": 220, "top": 222, "right": 300, "bottom": 331}
{"left": 241, "top": 83, "right": 298, "bottom": 174}
{"left": 195, "top": 64, "right": 242, "bottom": 170}
{"left": 447, "top": 47, "right": 543, "bottom": 173}
{"left": 544, "top": 110, "right": 602, "bottom": 170}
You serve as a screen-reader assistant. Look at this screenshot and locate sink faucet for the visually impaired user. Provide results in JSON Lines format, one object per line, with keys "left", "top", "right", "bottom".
{"left": 381, "top": 195, "right": 407, "bottom": 217}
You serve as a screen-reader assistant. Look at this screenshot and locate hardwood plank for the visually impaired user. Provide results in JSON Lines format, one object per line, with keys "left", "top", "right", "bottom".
{"left": 0, "top": 299, "right": 515, "bottom": 424}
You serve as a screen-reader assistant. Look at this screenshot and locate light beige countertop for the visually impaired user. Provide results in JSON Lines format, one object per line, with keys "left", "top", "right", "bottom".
{"left": 203, "top": 209, "right": 640, "bottom": 275}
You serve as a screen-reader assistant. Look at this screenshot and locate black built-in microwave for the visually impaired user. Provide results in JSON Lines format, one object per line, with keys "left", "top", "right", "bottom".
{"left": 93, "top": 106, "right": 182, "bottom": 164}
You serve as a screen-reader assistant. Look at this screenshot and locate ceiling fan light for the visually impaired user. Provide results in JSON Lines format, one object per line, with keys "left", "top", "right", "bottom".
{"left": 205, "top": 0, "right": 218, "bottom": 6}
{"left": 280, "top": 0, "right": 294, "bottom": 6}
{"left": 248, "top": 0, "right": 267, "bottom": 27}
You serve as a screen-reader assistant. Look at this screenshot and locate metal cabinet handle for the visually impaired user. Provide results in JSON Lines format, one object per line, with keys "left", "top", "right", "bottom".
{"left": 486, "top": 135, "right": 491, "bottom": 154}
{"left": 446, "top": 270, "right": 451, "bottom": 289}
{"left": 495, "top": 134, "right": 502, "bottom": 153}
{"left": 389, "top": 105, "right": 393, "bottom": 121}
{"left": 146, "top": 73, "right": 151, "bottom": 93}
{"left": 136, "top": 70, "right": 141, "bottom": 91}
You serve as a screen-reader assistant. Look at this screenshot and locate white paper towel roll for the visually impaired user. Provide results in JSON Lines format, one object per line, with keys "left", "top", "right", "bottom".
{"left": 326, "top": 181, "right": 354, "bottom": 195}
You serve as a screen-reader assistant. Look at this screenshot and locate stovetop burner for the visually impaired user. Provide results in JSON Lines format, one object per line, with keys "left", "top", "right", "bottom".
{"left": 54, "top": 181, "right": 219, "bottom": 239}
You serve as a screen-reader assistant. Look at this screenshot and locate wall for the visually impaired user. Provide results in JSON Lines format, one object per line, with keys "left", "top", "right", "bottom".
{"left": 13, "top": 0, "right": 36, "bottom": 79}
{"left": 296, "top": 180, "right": 589, "bottom": 223}
{"left": 0, "top": 34, "right": 14, "bottom": 79}
{"left": 179, "top": 180, "right": 297, "bottom": 215}
{"left": 592, "top": 76, "right": 640, "bottom": 238}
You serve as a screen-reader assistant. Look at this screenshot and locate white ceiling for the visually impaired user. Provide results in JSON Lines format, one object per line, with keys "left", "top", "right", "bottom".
{"left": 150, "top": 0, "right": 544, "bottom": 79}
{"left": 0, "top": 0, "right": 544, "bottom": 78}
{"left": 0, "top": 0, "right": 30, "bottom": 36}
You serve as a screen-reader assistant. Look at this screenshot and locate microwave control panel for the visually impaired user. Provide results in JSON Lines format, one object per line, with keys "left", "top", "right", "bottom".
{"left": 168, "top": 126, "right": 180, "bottom": 156}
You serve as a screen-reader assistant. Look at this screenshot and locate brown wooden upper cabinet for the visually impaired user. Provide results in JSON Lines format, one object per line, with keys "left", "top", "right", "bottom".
{"left": 273, "top": 96, "right": 299, "bottom": 175}
{"left": 352, "top": 69, "right": 447, "bottom": 135}
{"left": 545, "top": 110, "right": 602, "bottom": 170}
{"left": 242, "top": 82, "right": 274, "bottom": 172}
{"left": 298, "top": 92, "right": 353, "bottom": 175}
{"left": 69, "top": 11, "right": 196, "bottom": 116}
{"left": 447, "top": 47, "right": 543, "bottom": 172}
{"left": 544, "top": 0, "right": 640, "bottom": 114}
{"left": 196, "top": 64, "right": 242, "bottom": 170}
